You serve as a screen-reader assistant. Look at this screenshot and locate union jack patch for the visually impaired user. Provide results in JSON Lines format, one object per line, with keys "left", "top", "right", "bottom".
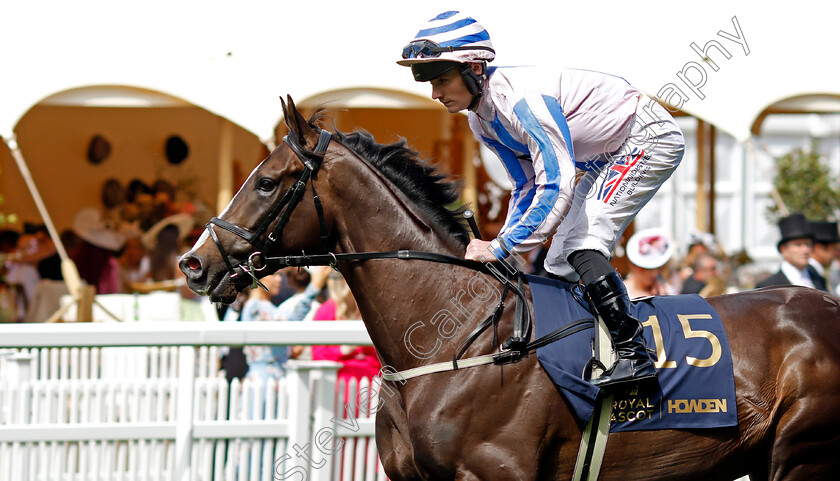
{"left": 597, "top": 149, "right": 645, "bottom": 203}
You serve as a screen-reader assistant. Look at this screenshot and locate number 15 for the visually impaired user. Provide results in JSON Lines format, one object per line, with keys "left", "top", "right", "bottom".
{"left": 641, "top": 314, "right": 722, "bottom": 368}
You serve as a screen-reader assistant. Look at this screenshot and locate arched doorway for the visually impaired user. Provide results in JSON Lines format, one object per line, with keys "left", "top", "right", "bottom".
{"left": 2, "top": 85, "right": 268, "bottom": 235}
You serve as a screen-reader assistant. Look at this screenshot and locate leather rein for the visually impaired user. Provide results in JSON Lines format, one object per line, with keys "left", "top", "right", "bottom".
{"left": 203, "top": 128, "right": 592, "bottom": 375}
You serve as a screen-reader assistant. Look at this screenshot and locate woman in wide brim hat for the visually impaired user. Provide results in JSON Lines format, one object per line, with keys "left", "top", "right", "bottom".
{"left": 140, "top": 213, "right": 195, "bottom": 252}
{"left": 139, "top": 213, "right": 195, "bottom": 284}
{"left": 623, "top": 227, "right": 676, "bottom": 298}
{"left": 73, "top": 207, "right": 126, "bottom": 253}
{"left": 71, "top": 207, "right": 126, "bottom": 294}
{"left": 626, "top": 227, "right": 675, "bottom": 270}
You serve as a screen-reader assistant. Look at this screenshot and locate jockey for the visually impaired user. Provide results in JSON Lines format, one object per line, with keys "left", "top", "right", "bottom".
{"left": 397, "top": 11, "right": 685, "bottom": 387}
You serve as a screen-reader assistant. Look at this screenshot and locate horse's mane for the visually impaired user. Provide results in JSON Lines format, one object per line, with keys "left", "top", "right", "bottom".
{"left": 310, "top": 117, "right": 470, "bottom": 246}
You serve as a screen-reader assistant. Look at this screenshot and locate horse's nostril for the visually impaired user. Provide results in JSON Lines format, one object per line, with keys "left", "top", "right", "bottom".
{"left": 179, "top": 254, "right": 204, "bottom": 279}
{"left": 185, "top": 256, "right": 202, "bottom": 271}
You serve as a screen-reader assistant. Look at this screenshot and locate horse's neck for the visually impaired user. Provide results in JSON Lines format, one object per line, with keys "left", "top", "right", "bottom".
{"left": 329, "top": 154, "right": 465, "bottom": 258}
{"left": 330, "top": 163, "right": 487, "bottom": 372}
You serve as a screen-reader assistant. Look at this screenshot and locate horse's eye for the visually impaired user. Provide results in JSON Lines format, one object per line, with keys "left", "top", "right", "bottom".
{"left": 257, "top": 178, "right": 276, "bottom": 192}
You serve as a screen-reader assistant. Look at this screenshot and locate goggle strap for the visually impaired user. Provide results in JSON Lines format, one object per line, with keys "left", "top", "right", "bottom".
{"left": 402, "top": 42, "right": 495, "bottom": 59}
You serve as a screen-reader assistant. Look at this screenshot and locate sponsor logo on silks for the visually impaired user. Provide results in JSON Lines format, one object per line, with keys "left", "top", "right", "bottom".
{"left": 597, "top": 148, "right": 645, "bottom": 203}
{"left": 667, "top": 398, "right": 728, "bottom": 414}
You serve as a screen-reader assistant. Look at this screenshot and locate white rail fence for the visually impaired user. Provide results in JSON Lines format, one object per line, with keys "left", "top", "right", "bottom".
{"left": 0, "top": 322, "right": 387, "bottom": 481}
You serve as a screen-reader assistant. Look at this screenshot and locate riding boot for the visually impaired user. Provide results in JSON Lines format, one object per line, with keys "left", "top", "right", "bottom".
{"left": 586, "top": 272, "right": 657, "bottom": 387}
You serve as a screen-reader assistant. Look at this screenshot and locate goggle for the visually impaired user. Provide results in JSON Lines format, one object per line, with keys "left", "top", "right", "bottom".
{"left": 401, "top": 39, "right": 495, "bottom": 59}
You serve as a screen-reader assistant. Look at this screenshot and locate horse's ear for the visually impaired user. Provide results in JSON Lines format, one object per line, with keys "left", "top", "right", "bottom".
{"left": 281, "top": 94, "right": 316, "bottom": 146}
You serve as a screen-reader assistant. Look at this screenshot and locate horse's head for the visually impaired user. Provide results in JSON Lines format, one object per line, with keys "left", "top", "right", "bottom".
{"left": 179, "top": 96, "right": 336, "bottom": 303}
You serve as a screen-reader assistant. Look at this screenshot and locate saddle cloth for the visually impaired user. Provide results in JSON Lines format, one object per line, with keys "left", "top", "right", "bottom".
{"left": 526, "top": 274, "right": 738, "bottom": 432}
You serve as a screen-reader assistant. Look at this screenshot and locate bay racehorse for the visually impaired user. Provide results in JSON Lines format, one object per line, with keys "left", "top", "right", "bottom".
{"left": 179, "top": 96, "right": 840, "bottom": 481}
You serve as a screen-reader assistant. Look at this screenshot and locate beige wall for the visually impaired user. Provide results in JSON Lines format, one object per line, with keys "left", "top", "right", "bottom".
{"left": 321, "top": 108, "right": 448, "bottom": 159}
{"left": 280, "top": 107, "right": 461, "bottom": 174}
{"left": 2, "top": 105, "right": 267, "bottom": 234}
{"left": 0, "top": 141, "right": 28, "bottom": 228}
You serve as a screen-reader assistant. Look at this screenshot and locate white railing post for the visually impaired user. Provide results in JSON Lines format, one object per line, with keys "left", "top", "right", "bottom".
{"left": 11, "top": 381, "right": 31, "bottom": 481}
{"left": 4, "top": 350, "right": 35, "bottom": 386}
{"left": 308, "top": 361, "right": 341, "bottom": 481}
{"left": 282, "top": 361, "right": 315, "bottom": 479}
{"left": 174, "top": 345, "right": 196, "bottom": 481}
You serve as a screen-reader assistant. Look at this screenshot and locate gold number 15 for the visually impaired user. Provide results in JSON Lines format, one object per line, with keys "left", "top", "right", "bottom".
{"left": 641, "top": 314, "right": 722, "bottom": 368}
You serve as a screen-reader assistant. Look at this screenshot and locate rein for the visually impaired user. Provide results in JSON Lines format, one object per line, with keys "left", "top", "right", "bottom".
{"left": 265, "top": 246, "right": 594, "bottom": 382}
{"left": 203, "top": 127, "right": 582, "bottom": 380}
{"left": 257, "top": 248, "right": 537, "bottom": 366}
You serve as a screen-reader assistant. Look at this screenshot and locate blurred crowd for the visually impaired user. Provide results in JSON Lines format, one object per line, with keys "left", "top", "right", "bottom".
{"left": 0, "top": 177, "right": 383, "bottom": 389}
{"left": 0, "top": 177, "right": 211, "bottom": 323}
{"left": 218, "top": 265, "right": 381, "bottom": 390}
{"left": 526, "top": 215, "right": 840, "bottom": 300}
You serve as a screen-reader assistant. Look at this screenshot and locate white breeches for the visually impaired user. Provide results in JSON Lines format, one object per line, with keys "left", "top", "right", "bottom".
{"left": 544, "top": 96, "right": 685, "bottom": 279}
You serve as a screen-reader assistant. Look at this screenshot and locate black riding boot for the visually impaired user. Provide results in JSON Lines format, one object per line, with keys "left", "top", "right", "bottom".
{"left": 586, "top": 272, "right": 656, "bottom": 387}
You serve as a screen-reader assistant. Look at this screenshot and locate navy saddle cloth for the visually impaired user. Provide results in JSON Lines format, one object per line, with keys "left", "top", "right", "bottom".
{"left": 526, "top": 274, "right": 738, "bottom": 433}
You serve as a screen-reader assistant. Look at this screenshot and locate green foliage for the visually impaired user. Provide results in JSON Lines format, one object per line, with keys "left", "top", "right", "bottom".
{"left": 767, "top": 141, "right": 840, "bottom": 222}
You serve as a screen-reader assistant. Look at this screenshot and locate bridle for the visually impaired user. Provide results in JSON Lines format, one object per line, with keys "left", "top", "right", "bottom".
{"left": 204, "top": 129, "right": 333, "bottom": 288}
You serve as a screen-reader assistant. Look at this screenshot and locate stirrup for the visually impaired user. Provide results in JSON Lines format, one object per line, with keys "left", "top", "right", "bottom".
{"left": 591, "top": 359, "right": 657, "bottom": 388}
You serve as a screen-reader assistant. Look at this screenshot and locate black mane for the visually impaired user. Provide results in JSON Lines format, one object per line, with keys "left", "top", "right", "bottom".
{"left": 329, "top": 128, "right": 470, "bottom": 246}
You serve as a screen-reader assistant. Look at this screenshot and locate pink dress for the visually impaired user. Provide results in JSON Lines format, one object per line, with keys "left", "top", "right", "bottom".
{"left": 311, "top": 299, "right": 382, "bottom": 382}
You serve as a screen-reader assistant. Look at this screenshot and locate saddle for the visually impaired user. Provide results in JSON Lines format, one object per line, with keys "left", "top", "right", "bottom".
{"left": 528, "top": 274, "right": 738, "bottom": 432}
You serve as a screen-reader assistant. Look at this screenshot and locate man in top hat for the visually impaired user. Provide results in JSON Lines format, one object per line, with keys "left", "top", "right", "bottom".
{"left": 808, "top": 221, "right": 840, "bottom": 295}
{"left": 756, "top": 213, "right": 827, "bottom": 291}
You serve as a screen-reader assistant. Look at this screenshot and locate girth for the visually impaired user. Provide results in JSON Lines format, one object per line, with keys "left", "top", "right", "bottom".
{"left": 255, "top": 247, "right": 535, "bottom": 364}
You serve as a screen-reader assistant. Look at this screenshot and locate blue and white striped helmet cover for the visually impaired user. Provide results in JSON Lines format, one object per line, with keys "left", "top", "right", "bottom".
{"left": 397, "top": 11, "right": 495, "bottom": 66}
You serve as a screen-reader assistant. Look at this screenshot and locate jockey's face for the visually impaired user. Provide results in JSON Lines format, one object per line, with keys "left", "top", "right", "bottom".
{"left": 430, "top": 68, "right": 473, "bottom": 113}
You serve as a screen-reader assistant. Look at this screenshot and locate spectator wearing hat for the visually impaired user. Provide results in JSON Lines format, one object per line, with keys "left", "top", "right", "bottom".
{"left": 756, "top": 213, "right": 827, "bottom": 291}
{"left": 623, "top": 228, "right": 677, "bottom": 298}
{"left": 71, "top": 207, "right": 126, "bottom": 294}
{"left": 140, "top": 213, "right": 194, "bottom": 283}
{"left": 808, "top": 221, "right": 840, "bottom": 295}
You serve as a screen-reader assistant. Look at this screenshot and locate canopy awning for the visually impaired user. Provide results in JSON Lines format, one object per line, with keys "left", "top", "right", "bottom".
{"left": 1, "top": 1, "right": 837, "bottom": 144}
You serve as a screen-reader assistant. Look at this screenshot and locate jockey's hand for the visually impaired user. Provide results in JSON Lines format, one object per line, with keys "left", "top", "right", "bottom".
{"left": 464, "top": 239, "right": 498, "bottom": 262}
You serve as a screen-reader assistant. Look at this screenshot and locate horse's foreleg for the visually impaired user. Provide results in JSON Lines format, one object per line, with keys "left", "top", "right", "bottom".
{"left": 376, "top": 403, "right": 425, "bottom": 481}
